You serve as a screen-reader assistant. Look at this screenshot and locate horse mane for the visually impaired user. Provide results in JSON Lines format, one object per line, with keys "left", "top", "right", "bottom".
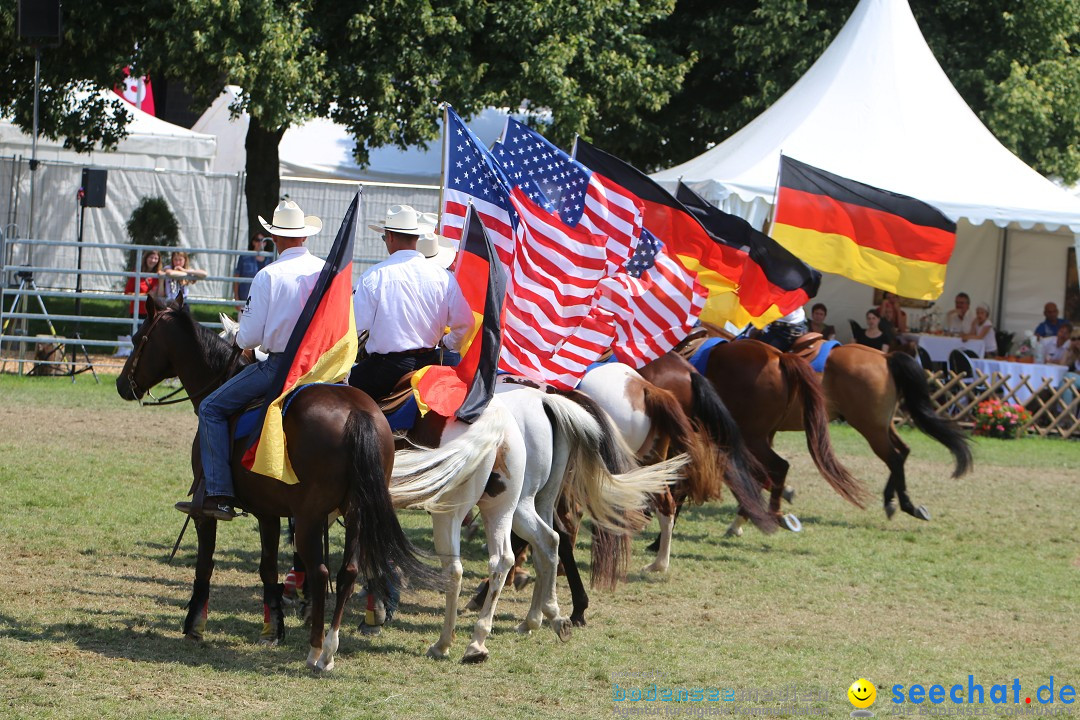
{"left": 168, "top": 303, "right": 239, "bottom": 376}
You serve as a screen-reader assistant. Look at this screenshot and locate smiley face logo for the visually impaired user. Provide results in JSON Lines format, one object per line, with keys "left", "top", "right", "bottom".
{"left": 848, "top": 679, "right": 877, "bottom": 709}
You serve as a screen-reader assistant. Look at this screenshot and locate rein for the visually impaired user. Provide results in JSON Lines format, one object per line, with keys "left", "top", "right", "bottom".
{"left": 125, "top": 310, "right": 243, "bottom": 408}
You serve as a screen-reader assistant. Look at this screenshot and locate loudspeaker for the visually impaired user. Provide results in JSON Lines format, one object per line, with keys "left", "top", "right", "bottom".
{"left": 80, "top": 168, "right": 107, "bottom": 208}
{"left": 17, "top": 0, "right": 62, "bottom": 41}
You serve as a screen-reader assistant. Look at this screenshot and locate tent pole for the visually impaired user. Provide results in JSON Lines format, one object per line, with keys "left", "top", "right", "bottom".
{"left": 994, "top": 225, "right": 1009, "bottom": 327}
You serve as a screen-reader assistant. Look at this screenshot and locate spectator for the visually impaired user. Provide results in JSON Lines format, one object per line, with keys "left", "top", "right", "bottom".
{"left": 125, "top": 250, "right": 165, "bottom": 319}
{"left": 1053, "top": 330, "right": 1080, "bottom": 413}
{"left": 878, "top": 291, "right": 909, "bottom": 334}
{"left": 1042, "top": 322, "right": 1073, "bottom": 364}
{"left": 161, "top": 250, "right": 208, "bottom": 301}
{"left": 234, "top": 233, "right": 272, "bottom": 306}
{"left": 944, "top": 292, "right": 972, "bottom": 335}
{"left": 855, "top": 308, "right": 890, "bottom": 351}
{"left": 807, "top": 303, "right": 836, "bottom": 340}
{"left": 961, "top": 301, "right": 998, "bottom": 356}
{"left": 1034, "top": 302, "right": 1065, "bottom": 339}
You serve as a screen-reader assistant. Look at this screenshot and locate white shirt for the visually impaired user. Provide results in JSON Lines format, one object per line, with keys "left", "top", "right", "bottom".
{"left": 779, "top": 307, "right": 806, "bottom": 324}
{"left": 945, "top": 309, "right": 972, "bottom": 335}
{"left": 237, "top": 246, "right": 325, "bottom": 353}
{"left": 354, "top": 250, "right": 474, "bottom": 355}
{"left": 1043, "top": 336, "right": 1068, "bottom": 363}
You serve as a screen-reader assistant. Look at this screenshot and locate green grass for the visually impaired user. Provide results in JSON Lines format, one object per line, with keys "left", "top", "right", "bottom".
{"left": 1, "top": 374, "right": 1079, "bottom": 719}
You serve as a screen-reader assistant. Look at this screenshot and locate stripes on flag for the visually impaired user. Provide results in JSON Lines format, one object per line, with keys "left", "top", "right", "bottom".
{"left": 771, "top": 155, "right": 957, "bottom": 300}
{"left": 242, "top": 192, "right": 360, "bottom": 484}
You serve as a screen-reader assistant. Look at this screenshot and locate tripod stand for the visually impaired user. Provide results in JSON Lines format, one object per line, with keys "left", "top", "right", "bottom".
{"left": 67, "top": 199, "right": 99, "bottom": 383}
{"left": 2, "top": 269, "right": 94, "bottom": 380}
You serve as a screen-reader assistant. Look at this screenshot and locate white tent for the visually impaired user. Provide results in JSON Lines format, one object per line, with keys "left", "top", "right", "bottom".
{"left": 193, "top": 86, "right": 514, "bottom": 185}
{"left": 0, "top": 91, "right": 216, "bottom": 172}
{"left": 653, "top": 0, "right": 1080, "bottom": 340}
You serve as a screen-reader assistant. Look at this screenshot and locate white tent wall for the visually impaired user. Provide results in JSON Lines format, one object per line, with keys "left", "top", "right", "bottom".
{"left": 0, "top": 156, "right": 440, "bottom": 299}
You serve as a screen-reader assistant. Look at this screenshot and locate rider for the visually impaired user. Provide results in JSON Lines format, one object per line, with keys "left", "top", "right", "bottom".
{"left": 756, "top": 306, "right": 809, "bottom": 353}
{"left": 348, "top": 204, "right": 473, "bottom": 401}
{"left": 176, "top": 200, "right": 324, "bottom": 520}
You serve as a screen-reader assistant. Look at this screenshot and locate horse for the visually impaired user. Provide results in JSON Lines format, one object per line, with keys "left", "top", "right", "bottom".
{"left": 639, "top": 342, "right": 867, "bottom": 546}
{"left": 400, "top": 380, "right": 684, "bottom": 652}
{"left": 115, "top": 295, "right": 504, "bottom": 671}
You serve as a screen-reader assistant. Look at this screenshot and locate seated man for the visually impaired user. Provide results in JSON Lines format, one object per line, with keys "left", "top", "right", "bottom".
{"left": 349, "top": 205, "right": 473, "bottom": 402}
{"left": 1042, "top": 322, "right": 1073, "bottom": 364}
{"left": 178, "top": 200, "right": 325, "bottom": 520}
{"left": 944, "top": 292, "right": 972, "bottom": 335}
{"left": 1034, "top": 302, "right": 1065, "bottom": 339}
{"left": 756, "top": 306, "right": 808, "bottom": 352}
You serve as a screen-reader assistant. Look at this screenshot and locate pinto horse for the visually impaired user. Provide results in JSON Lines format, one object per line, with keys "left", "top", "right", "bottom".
{"left": 116, "top": 295, "right": 456, "bottom": 671}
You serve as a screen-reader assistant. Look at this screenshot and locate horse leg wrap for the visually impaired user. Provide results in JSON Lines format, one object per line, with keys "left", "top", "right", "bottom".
{"left": 184, "top": 579, "right": 211, "bottom": 638}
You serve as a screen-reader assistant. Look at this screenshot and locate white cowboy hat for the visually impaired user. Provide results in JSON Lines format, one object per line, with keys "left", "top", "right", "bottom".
{"left": 258, "top": 200, "right": 322, "bottom": 238}
{"left": 416, "top": 212, "right": 458, "bottom": 268}
{"left": 368, "top": 204, "right": 431, "bottom": 236}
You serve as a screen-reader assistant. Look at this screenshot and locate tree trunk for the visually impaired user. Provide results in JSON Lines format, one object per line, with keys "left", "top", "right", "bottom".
{"left": 244, "top": 116, "right": 287, "bottom": 245}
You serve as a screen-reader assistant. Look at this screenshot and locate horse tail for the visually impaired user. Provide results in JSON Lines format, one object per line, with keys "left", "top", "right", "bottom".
{"left": 778, "top": 353, "right": 868, "bottom": 508}
{"left": 343, "top": 411, "right": 439, "bottom": 596}
{"left": 687, "top": 371, "right": 775, "bottom": 532}
{"left": 558, "top": 389, "right": 635, "bottom": 473}
{"left": 640, "top": 381, "right": 724, "bottom": 506}
{"left": 887, "top": 351, "right": 973, "bottom": 477}
{"left": 540, "top": 393, "right": 684, "bottom": 589}
{"left": 390, "top": 402, "right": 510, "bottom": 512}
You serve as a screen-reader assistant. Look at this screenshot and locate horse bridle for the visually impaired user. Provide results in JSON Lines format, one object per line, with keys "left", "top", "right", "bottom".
{"left": 125, "top": 309, "right": 242, "bottom": 407}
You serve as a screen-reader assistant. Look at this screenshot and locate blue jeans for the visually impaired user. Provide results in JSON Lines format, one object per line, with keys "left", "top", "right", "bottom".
{"left": 199, "top": 355, "right": 282, "bottom": 498}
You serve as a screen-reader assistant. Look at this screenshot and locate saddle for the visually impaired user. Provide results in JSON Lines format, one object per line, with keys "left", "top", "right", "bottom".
{"left": 788, "top": 332, "right": 825, "bottom": 364}
{"left": 672, "top": 327, "right": 713, "bottom": 362}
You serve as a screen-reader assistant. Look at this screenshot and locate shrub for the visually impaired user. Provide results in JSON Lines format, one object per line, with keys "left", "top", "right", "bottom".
{"left": 125, "top": 196, "right": 179, "bottom": 271}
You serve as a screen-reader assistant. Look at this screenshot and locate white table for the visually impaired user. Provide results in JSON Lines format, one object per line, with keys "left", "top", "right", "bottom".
{"left": 968, "top": 358, "right": 1068, "bottom": 404}
{"left": 912, "top": 334, "right": 985, "bottom": 363}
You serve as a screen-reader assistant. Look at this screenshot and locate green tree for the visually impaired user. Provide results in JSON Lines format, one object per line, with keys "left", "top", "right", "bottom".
{"left": 593, "top": 0, "right": 1080, "bottom": 183}
{"left": 0, "top": 0, "right": 690, "bottom": 238}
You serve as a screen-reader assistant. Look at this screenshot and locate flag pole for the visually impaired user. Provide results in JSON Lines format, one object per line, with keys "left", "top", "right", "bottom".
{"left": 764, "top": 153, "right": 784, "bottom": 236}
{"left": 438, "top": 103, "right": 448, "bottom": 236}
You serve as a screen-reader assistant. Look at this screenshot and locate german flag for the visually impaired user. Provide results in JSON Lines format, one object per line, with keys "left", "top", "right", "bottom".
{"left": 574, "top": 140, "right": 808, "bottom": 328}
{"left": 771, "top": 155, "right": 957, "bottom": 300}
{"left": 412, "top": 205, "right": 507, "bottom": 422}
{"left": 676, "top": 181, "right": 821, "bottom": 311}
{"left": 242, "top": 192, "right": 360, "bottom": 483}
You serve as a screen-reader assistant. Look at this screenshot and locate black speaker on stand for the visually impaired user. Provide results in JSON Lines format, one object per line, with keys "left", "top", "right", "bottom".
{"left": 68, "top": 167, "right": 105, "bottom": 383}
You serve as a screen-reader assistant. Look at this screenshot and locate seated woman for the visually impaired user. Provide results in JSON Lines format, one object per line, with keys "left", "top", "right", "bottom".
{"left": 855, "top": 308, "right": 891, "bottom": 351}
{"left": 807, "top": 302, "right": 836, "bottom": 340}
{"left": 1053, "top": 331, "right": 1080, "bottom": 413}
{"left": 960, "top": 301, "right": 997, "bottom": 356}
{"left": 161, "top": 250, "right": 208, "bottom": 301}
{"left": 878, "top": 291, "right": 908, "bottom": 335}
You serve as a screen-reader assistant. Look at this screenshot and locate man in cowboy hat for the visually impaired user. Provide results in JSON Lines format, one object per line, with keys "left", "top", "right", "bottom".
{"left": 177, "top": 199, "right": 324, "bottom": 520}
{"left": 349, "top": 204, "right": 473, "bottom": 402}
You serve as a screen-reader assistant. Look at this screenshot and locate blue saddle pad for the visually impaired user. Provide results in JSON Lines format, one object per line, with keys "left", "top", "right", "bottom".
{"left": 809, "top": 340, "right": 841, "bottom": 373}
{"left": 234, "top": 382, "right": 345, "bottom": 443}
{"left": 585, "top": 354, "right": 620, "bottom": 374}
{"left": 689, "top": 337, "right": 728, "bottom": 375}
{"left": 385, "top": 395, "right": 420, "bottom": 432}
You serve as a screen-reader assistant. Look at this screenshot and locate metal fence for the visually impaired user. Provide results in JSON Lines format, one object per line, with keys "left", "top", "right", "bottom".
{"left": 0, "top": 154, "right": 441, "bottom": 376}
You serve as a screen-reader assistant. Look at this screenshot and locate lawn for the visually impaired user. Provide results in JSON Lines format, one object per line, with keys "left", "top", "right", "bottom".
{"left": 0, "top": 374, "right": 1078, "bottom": 720}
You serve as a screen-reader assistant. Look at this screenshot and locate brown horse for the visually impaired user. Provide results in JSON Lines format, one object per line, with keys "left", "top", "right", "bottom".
{"left": 116, "top": 295, "right": 435, "bottom": 672}
{"left": 642, "top": 342, "right": 867, "bottom": 536}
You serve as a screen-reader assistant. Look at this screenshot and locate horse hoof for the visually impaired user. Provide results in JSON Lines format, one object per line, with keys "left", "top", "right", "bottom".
{"left": 571, "top": 614, "right": 587, "bottom": 628}
{"left": 912, "top": 505, "right": 931, "bottom": 521}
{"left": 183, "top": 632, "right": 203, "bottom": 643}
{"left": 512, "top": 572, "right": 533, "bottom": 592}
{"left": 305, "top": 647, "right": 321, "bottom": 670}
{"left": 782, "top": 486, "right": 796, "bottom": 503}
{"left": 885, "top": 501, "right": 898, "bottom": 519}
{"left": 552, "top": 617, "right": 573, "bottom": 642}
{"left": 724, "top": 525, "right": 743, "bottom": 538}
{"left": 426, "top": 644, "right": 451, "bottom": 660}
{"left": 461, "top": 649, "right": 489, "bottom": 664}
{"left": 258, "top": 636, "right": 280, "bottom": 647}
{"left": 781, "top": 513, "right": 802, "bottom": 532}
{"left": 516, "top": 620, "right": 539, "bottom": 635}
{"left": 643, "top": 561, "right": 668, "bottom": 573}
{"left": 313, "top": 657, "right": 335, "bottom": 674}
{"left": 358, "top": 622, "right": 382, "bottom": 637}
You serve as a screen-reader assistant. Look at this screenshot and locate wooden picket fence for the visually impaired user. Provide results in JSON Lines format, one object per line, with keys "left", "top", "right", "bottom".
{"left": 893, "top": 369, "right": 1080, "bottom": 438}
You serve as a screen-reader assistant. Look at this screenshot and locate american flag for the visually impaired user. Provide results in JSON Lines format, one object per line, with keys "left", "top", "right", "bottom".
{"left": 598, "top": 229, "right": 708, "bottom": 364}
{"left": 440, "top": 108, "right": 515, "bottom": 269}
{"left": 496, "top": 119, "right": 642, "bottom": 276}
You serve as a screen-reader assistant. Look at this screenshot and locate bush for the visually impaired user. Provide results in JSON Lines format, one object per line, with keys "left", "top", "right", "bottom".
{"left": 125, "top": 196, "right": 179, "bottom": 271}
{"left": 973, "top": 399, "right": 1031, "bottom": 439}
